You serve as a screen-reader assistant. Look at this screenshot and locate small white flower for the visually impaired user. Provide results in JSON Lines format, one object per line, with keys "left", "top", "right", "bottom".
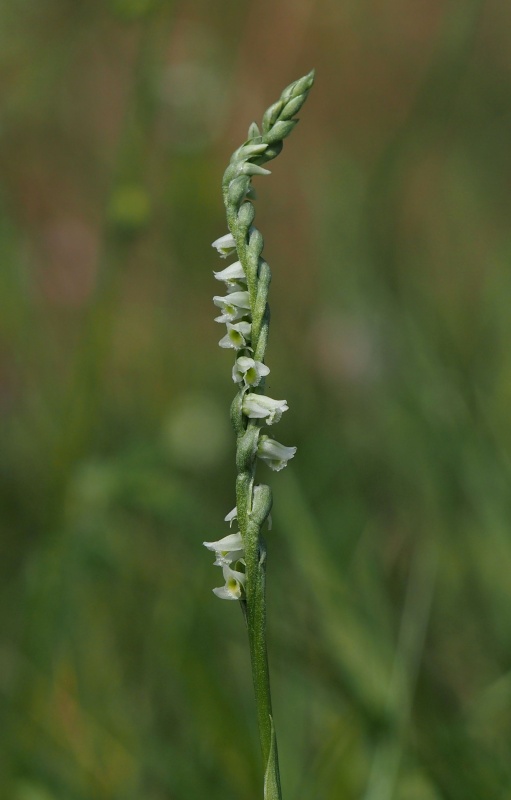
{"left": 213, "top": 291, "right": 251, "bottom": 323}
{"left": 212, "top": 564, "right": 246, "bottom": 600}
{"left": 213, "top": 261, "right": 247, "bottom": 287}
{"left": 219, "top": 321, "right": 252, "bottom": 350}
{"left": 203, "top": 532, "right": 244, "bottom": 566}
{"left": 257, "top": 436, "right": 297, "bottom": 471}
{"left": 212, "top": 233, "right": 236, "bottom": 258}
{"left": 224, "top": 507, "right": 238, "bottom": 526}
{"left": 242, "top": 393, "right": 289, "bottom": 425}
{"left": 232, "top": 356, "right": 270, "bottom": 387}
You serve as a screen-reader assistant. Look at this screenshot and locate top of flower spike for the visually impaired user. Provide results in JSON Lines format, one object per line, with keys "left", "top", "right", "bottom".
{"left": 260, "top": 70, "right": 315, "bottom": 141}
{"left": 222, "top": 70, "right": 315, "bottom": 192}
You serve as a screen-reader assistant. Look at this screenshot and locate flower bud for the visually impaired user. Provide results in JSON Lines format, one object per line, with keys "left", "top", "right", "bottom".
{"left": 247, "top": 121, "right": 261, "bottom": 139}
{"left": 262, "top": 100, "right": 284, "bottom": 133}
{"left": 237, "top": 202, "right": 256, "bottom": 230}
{"left": 263, "top": 119, "right": 298, "bottom": 145}
{"left": 251, "top": 483, "right": 273, "bottom": 528}
{"left": 239, "top": 163, "right": 271, "bottom": 177}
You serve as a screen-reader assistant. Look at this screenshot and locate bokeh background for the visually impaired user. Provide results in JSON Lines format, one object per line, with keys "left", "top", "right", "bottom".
{"left": 2, "top": 1, "right": 511, "bottom": 798}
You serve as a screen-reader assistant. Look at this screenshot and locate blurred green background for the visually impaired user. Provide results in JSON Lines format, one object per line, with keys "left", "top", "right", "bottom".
{"left": 2, "top": 1, "right": 511, "bottom": 798}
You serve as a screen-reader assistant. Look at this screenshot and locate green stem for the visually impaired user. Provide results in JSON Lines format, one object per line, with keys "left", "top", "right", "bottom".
{"left": 237, "top": 480, "right": 282, "bottom": 799}
{"left": 239, "top": 488, "right": 278, "bottom": 747}
{"left": 246, "top": 540, "right": 280, "bottom": 780}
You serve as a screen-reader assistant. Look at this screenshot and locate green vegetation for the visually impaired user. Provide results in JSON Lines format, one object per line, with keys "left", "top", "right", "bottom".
{"left": 1, "top": 1, "right": 511, "bottom": 798}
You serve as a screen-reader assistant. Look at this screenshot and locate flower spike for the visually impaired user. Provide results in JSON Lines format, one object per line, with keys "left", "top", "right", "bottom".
{"left": 205, "top": 70, "right": 314, "bottom": 799}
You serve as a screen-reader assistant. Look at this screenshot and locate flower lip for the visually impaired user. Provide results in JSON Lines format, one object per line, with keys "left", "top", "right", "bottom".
{"left": 213, "top": 549, "right": 244, "bottom": 567}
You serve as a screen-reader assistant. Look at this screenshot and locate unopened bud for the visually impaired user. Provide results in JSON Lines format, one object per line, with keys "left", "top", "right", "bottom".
{"left": 262, "top": 100, "right": 284, "bottom": 133}
{"left": 251, "top": 484, "right": 273, "bottom": 527}
{"left": 264, "top": 119, "right": 298, "bottom": 145}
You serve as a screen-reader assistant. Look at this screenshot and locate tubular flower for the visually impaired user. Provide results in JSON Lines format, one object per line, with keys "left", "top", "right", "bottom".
{"left": 213, "top": 261, "right": 247, "bottom": 287}
{"left": 212, "top": 233, "right": 236, "bottom": 258}
{"left": 242, "top": 393, "right": 289, "bottom": 425}
{"left": 213, "top": 291, "right": 251, "bottom": 323}
{"left": 212, "top": 564, "right": 247, "bottom": 600}
{"left": 257, "top": 436, "right": 297, "bottom": 471}
{"left": 232, "top": 356, "right": 270, "bottom": 387}
{"left": 219, "top": 321, "right": 252, "bottom": 350}
{"left": 203, "top": 532, "right": 244, "bottom": 566}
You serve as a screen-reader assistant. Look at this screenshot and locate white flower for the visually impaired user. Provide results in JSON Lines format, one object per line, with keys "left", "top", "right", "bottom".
{"left": 219, "top": 321, "right": 252, "bottom": 350}
{"left": 257, "top": 436, "right": 297, "bottom": 471}
{"left": 213, "top": 291, "right": 251, "bottom": 323}
{"left": 212, "top": 564, "right": 246, "bottom": 600}
{"left": 213, "top": 261, "right": 247, "bottom": 287}
{"left": 232, "top": 356, "right": 270, "bottom": 387}
{"left": 224, "top": 506, "right": 238, "bottom": 526}
{"left": 242, "top": 393, "right": 288, "bottom": 425}
{"left": 203, "top": 532, "right": 244, "bottom": 566}
{"left": 212, "top": 233, "right": 236, "bottom": 258}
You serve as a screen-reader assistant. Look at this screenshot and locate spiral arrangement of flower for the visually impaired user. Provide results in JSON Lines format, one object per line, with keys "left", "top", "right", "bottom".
{"left": 204, "top": 71, "right": 314, "bottom": 800}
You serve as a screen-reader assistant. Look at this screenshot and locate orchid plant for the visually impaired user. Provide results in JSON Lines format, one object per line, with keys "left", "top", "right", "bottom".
{"left": 204, "top": 71, "right": 314, "bottom": 800}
